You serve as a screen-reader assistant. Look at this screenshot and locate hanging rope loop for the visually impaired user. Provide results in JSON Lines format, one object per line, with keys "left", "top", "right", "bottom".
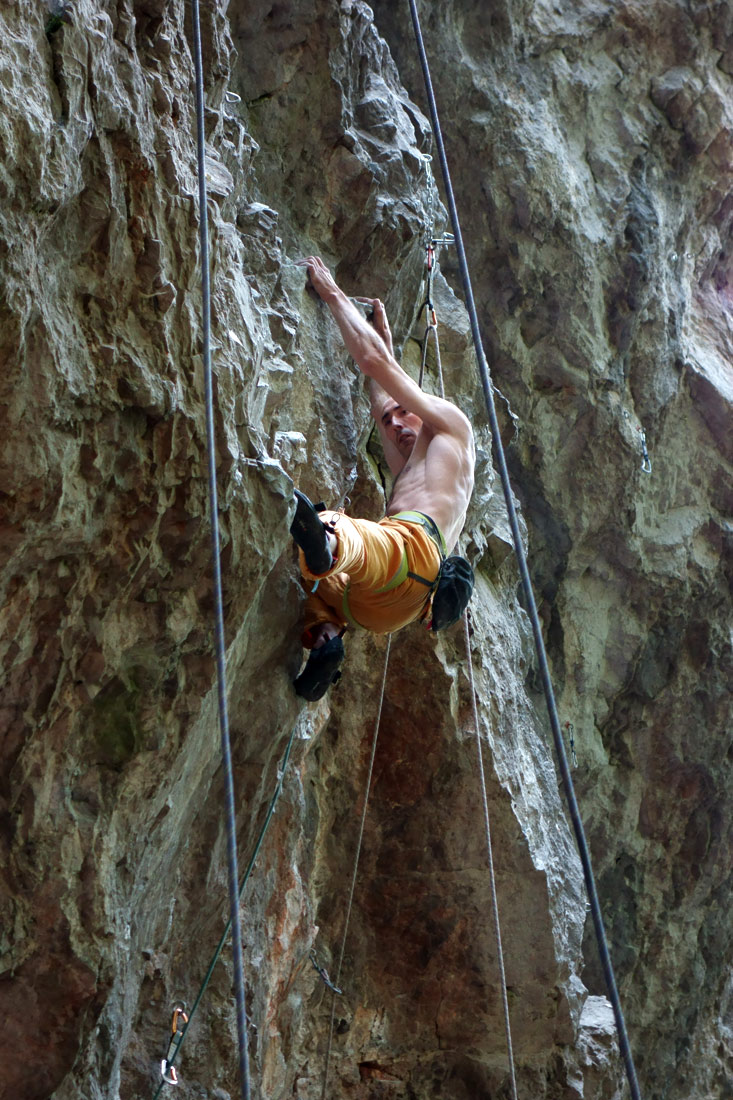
{"left": 419, "top": 320, "right": 441, "bottom": 392}
{"left": 406, "top": 4, "right": 642, "bottom": 1098}
{"left": 418, "top": 239, "right": 518, "bottom": 1094}
{"left": 462, "top": 617, "right": 519, "bottom": 1100}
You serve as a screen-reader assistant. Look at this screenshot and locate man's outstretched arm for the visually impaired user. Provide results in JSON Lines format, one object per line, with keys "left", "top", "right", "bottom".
{"left": 299, "top": 256, "right": 470, "bottom": 440}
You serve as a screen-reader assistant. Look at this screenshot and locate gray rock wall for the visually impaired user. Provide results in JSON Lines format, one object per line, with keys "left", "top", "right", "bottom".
{"left": 0, "top": 2, "right": 730, "bottom": 1099}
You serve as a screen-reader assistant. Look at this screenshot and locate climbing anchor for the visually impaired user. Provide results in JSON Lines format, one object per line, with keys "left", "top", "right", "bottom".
{"left": 622, "top": 410, "right": 652, "bottom": 474}
{"left": 310, "top": 950, "right": 343, "bottom": 995}
{"left": 160, "top": 1003, "right": 189, "bottom": 1086}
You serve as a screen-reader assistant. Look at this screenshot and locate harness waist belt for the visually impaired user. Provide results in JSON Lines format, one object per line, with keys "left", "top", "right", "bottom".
{"left": 338, "top": 512, "right": 445, "bottom": 629}
{"left": 388, "top": 511, "right": 448, "bottom": 557}
{"left": 372, "top": 511, "right": 447, "bottom": 593}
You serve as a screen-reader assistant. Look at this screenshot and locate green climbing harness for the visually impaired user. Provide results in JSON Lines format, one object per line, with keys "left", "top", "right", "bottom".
{"left": 389, "top": 510, "right": 475, "bottom": 631}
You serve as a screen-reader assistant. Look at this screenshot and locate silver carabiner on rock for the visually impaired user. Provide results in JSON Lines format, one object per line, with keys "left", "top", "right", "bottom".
{"left": 161, "top": 1060, "right": 179, "bottom": 1086}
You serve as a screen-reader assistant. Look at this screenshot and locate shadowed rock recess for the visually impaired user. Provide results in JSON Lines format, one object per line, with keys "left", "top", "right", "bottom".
{"left": 0, "top": 1, "right": 730, "bottom": 1097}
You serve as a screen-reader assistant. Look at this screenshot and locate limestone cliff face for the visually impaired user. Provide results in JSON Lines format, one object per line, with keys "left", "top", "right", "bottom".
{"left": 0, "top": 3, "right": 730, "bottom": 1100}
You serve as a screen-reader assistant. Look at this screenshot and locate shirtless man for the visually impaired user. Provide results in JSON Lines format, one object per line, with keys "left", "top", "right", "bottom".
{"left": 291, "top": 256, "right": 475, "bottom": 700}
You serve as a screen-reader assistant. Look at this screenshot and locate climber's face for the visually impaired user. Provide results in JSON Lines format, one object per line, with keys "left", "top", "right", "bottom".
{"left": 379, "top": 400, "right": 422, "bottom": 459}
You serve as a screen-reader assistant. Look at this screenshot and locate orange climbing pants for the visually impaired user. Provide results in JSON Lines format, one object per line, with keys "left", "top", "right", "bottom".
{"left": 299, "top": 511, "right": 445, "bottom": 646}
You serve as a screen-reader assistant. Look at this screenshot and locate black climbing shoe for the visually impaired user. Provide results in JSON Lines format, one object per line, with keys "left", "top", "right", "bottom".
{"left": 290, "top": 489, "right": 333, "bottom": 574}
{"left": 294, "top": 637, "right": 345, "bottom": 701}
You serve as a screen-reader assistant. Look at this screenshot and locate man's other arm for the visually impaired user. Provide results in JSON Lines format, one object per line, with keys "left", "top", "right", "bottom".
{"left": 299, "top": 256, "right": 471, "bottom": 441}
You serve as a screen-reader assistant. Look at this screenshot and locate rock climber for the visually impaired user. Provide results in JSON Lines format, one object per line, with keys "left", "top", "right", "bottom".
{"left": 290, "top": 256, "right": 475, "bottom": 701}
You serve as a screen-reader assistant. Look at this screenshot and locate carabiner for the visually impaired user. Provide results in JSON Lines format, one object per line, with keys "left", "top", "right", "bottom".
{"left": 161, "top": 1061, "right": 179, "bottom": 1086}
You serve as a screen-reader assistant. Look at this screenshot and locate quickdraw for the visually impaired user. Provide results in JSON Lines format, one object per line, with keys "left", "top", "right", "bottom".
{"left": 564, "top": 722, "right": 578, "bottom": 768}
{"left": 425, "top": 241, "right": 438, "bottom": 327}
{"left": 160, "top": 1003, "right": 188, "bottom": 1086}
{"left": 424, "top": 234, "right": 455, "bottom": 321}
{"left": 419, "top": 235, "right": 454, "bottom": 391}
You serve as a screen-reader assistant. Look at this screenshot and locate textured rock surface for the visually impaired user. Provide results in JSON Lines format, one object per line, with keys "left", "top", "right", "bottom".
{"left": 0, "top": 2, "right": 730, "bottom": 1100}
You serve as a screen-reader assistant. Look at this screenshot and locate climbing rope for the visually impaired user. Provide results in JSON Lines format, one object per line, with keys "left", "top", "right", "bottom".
{"left": 151, "top": 723, "right": 300, "bottom": 1098}
{"left": 153, "top": 4, "right": 252, "bottom": 1095}
{"left": 320, "top": 635, "right": 392, "bottom": 1100}
{"left": 407, "top": 2, "right": 642, "bottom": 1098}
